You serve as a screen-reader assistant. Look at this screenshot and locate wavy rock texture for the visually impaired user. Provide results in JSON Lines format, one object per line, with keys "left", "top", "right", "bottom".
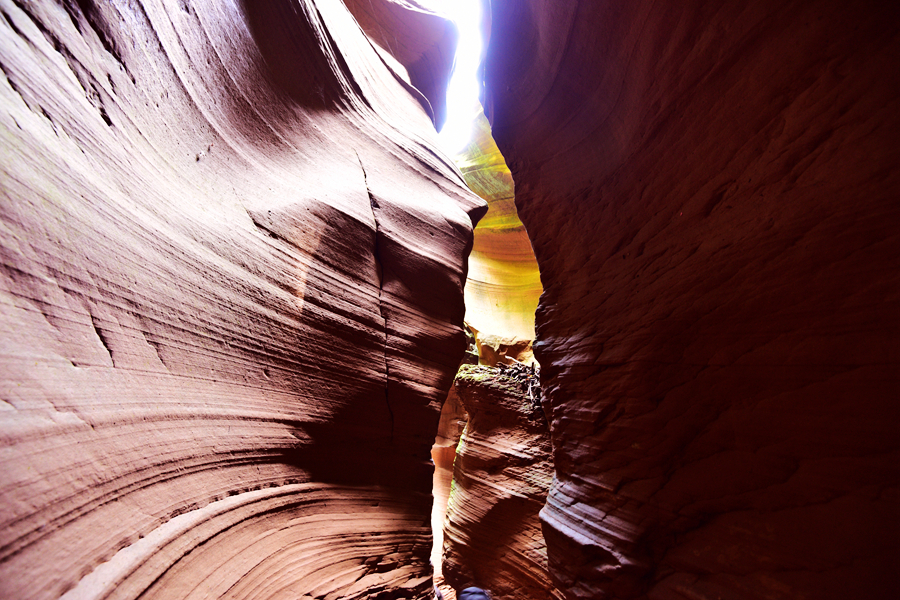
{"left": 483, "top": 1, "right": 900, "bottom": 599}
{"left": 0, "top": 0, "right": 485, "bottom": 598}
{"left": 442, "top": 365, "right": 558, "bottom": 600}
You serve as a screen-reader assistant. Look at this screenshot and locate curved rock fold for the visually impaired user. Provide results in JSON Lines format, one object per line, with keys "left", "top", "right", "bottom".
{"left": 0, "top": 0, "right": 483, "bottom": 598}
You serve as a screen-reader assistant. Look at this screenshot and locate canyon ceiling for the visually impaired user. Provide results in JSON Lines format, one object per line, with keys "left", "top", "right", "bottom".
{"left": 1, "top": 1, "right": 898, "bottom": 600}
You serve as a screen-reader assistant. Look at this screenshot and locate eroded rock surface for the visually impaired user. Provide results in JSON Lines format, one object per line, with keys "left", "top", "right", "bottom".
{"left": 442, "top": 365, "right": 558, "bottom": 600}
{"left": 483, "top": 1, "right": 900, "bottom": 599}
{"left": 0, "top": 1, "right": 484, "bottom": 598}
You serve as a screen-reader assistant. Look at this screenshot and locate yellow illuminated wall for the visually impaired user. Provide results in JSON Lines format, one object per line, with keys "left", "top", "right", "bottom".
{"left": 456, "top": 109, "right": 542, "bottom": 342}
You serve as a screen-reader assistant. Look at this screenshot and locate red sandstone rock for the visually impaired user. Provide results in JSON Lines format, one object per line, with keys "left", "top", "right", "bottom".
{"left": 483, "top": 1, "right": 900, "bottom": 598}
{"left": 0, "top": 1, "right": 483, "bottom": 598}
{"left": 442, "top": 365, "right": 559, "bottom": 600}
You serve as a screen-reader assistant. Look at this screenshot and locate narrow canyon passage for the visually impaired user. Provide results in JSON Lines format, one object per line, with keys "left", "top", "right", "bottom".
{"left": 425, "top": 91, "right": 554, "bottom": 599}
{"left": 1, "top": 1, "right": 897, "bottom": 600}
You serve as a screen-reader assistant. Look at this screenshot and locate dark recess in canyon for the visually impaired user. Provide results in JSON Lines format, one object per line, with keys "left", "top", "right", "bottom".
{"left": 482, "top": 0, "right": 900, "bottom": 598}
{"left": 1, "top": 1, "right": 898, "bottom": 600}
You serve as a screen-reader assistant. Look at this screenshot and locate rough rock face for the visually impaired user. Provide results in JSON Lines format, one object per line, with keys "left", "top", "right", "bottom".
{"left": 0, "top": 1, "right": 484, "bottom": 598}
{"left": 442, "top": 365, "right": 558, "bottom": 600}
{"left": 483, "top": 1, "right": 900, "bottom": 599}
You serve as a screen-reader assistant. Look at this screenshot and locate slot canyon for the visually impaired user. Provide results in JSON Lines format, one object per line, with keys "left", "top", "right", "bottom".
{"left": 0, "top": 0, "right": 897, "bottom": 599}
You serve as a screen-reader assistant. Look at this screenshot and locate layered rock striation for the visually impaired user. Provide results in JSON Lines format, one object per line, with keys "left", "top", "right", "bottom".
{"left": 0, "top": 1, "right": 484, "bottom": 598}
{"left": 442, "top": 365, "right": 558, "bottom": 600}
{"left": 483, "top": 0, "right": 900, "bottom": 598}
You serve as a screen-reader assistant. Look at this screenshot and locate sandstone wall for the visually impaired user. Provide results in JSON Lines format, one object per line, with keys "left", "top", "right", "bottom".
{"left": 442, "top": 365, "right": 558, "bottom": 600}
{"left": 0, "top": 1, "right": 484, "bottom": 598}
{"left": 483, "top": 0, "right": 900, "bottom": 598}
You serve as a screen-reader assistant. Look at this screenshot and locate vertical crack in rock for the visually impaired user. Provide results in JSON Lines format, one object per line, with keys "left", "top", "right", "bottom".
{"left": 357, "top": 152, "right": 393, "bottom": 442}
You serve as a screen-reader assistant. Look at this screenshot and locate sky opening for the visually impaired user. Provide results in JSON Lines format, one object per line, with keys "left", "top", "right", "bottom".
{"left": 426, "top": 0, "right": 484, "bottom": 155}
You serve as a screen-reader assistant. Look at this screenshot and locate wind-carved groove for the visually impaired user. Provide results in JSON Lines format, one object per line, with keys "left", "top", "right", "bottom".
{"left": 89, "top": 314, "right": 113, "bottom": 364}
{"left": 356, "top": 152, "right": 393, "bottom": 442}
{"left": 62, "top": 0, "right": 128, "bottom": 70}
{"left": 141, "top": 329, "right": 171, "bottom": 372}
{"left": 8, "top": 1, "right": 117, "bottom": 128}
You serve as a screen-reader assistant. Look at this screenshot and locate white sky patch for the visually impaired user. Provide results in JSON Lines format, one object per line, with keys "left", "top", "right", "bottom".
{"left": 426, "top": 0, "right": 484, "bottom": 154}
